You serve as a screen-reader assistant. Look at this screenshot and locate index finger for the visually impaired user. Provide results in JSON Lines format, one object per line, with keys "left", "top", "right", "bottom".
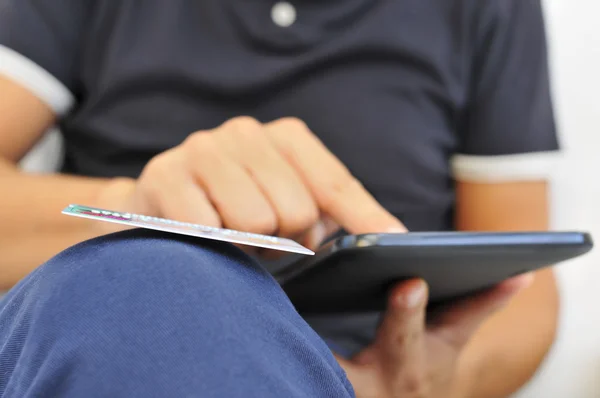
{"left": 265, "top": 118, "right": 406, "bottom": 234}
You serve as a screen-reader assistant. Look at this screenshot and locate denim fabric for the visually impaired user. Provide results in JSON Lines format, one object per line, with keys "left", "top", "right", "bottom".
{"left": 0, "top": 229, "right": 354, "bottom": 397}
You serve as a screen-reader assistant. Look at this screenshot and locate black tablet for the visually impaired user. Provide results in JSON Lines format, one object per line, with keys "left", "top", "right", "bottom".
{"left": 276, "top": 231, "right": 594, "bottom": 314}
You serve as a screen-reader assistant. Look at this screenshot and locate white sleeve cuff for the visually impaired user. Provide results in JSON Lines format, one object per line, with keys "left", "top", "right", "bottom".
{"left": 451, "top": 151, "right": 561, "bottom": 182}
{"left": 0, "top": 44, "right": 74, "bottom": 116}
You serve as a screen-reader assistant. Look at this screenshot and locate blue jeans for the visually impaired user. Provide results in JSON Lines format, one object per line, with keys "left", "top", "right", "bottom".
{"left": 0, "top": 229, "right": 355, "bottom": 397}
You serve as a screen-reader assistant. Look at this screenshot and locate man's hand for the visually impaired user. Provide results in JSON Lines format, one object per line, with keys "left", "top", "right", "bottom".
{"left": 97, "top": 116, "right": 405, "bottom": 249}
{"left": 336, "top": 275, "right": 534, "bottom": 398}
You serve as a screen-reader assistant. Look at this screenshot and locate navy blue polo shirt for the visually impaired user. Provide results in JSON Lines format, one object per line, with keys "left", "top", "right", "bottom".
{"left": 0, "top": 0, "right": 559, "bottom": 232}
{"left": 0, "top": 0, "right": 559, "bottom": 354}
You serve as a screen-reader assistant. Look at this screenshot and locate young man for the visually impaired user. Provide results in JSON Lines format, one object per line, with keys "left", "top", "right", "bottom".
{"left": 0, "top": 0, "right": 559, "bottom": 396}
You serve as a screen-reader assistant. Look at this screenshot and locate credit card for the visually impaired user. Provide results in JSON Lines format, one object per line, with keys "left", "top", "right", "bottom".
{"left": 62, "top": 204, "right": 314, "bottom": 255}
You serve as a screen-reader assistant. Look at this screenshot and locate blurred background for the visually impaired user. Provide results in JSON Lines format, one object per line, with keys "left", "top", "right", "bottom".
{"left": 16, "top": 0, "right": 600, "bottom": 396}
{"left": 513, "top": 0, "right": 600, "bottom": 397}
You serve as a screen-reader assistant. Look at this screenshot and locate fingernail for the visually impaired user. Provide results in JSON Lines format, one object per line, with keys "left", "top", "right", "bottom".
{"left": 501, "top": 272, "right": 536, "bottom": 297}
{"left": 517, "top": 272, "right": 536, "bottom": 289}
{"left": 398, "top": 281, "right": 426, "bottom": 309}
{"left": 387, "top": 226, "right": 408, "bottom": 233}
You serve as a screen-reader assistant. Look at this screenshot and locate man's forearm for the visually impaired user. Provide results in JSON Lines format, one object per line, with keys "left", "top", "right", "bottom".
{"left": 0, "top": 160, "right": 127, "bottom": 289}
{"left": 453, "top": 268, "right": 559, "bottom": 397}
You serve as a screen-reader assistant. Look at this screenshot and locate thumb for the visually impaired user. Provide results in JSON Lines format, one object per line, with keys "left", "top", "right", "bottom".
{"left": 374, "top": 279, "right": 428, "bottom": 369}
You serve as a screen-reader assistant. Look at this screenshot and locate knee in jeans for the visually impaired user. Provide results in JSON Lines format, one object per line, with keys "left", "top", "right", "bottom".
{"left": 33, "top": 229, "right": 267, "bottom": 308}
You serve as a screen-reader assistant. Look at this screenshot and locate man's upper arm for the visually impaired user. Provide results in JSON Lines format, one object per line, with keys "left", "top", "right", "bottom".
{"left": 0, "top": 0, "right": 89, "bottom": 161}
{"left": 452, "top": 0, "right": 559, "bottom": 185}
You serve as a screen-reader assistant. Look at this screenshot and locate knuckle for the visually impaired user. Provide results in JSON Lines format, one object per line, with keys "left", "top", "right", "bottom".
{"left": 270, "top": 117, "right": 313, "bottom": 149}
{"left": 244, "top": 212, "right": 278, "bottom": 235}
{"left": 228, "top": 116, "right": 263, "bottom": 132}
{"left": 138, "top": 150, "right": 184, "bottom": 203}
{"left": 297, "top": 204, "right": 321, "bottom": 228}
{"left": 391, "top": 372, "right": 430, "bottom": 398}
{"left": 184, "top": 131, "right": 215, "bottom": 153}
{"left": 318, "top": 172, "right": 360, "bottom": 208}
{"left": 392, "top": 318, "right": 423, "bottom": 347}
{"left": 136, "top": 169, "right": 162, "bottom": 209}
{"left": 193, "top": 209, "right": 223, "bottom": 229}
{"left": 277, "top": 117, "right": 314, "bottom": 143}
{"left": 278, "top": 117, "right": 309, "bottom": 132}
{"left": 393, "top": 332, "right": 409, "bottom": 347}
{"left": 400, "top": 373, "right": 428, "bottom": 397}
{"left": 183, "top": 133, "right": 224, "bottom": 166}
{"left": 279, "top": 204, "right": 320, "bottom": 235}
{"left": 142, "top": 152, "right": 172, "bottom": 180}
{"left": 222, "top": 117, "right": 266, "bottom": 147}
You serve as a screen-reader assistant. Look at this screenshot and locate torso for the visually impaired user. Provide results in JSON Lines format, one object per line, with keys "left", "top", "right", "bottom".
{"left": 61, "top": 0, "right": 482, "bottom": 231}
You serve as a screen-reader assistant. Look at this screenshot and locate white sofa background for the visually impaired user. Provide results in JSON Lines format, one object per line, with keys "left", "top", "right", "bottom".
{"left": 17, "top": 0, "right": 600, "bottom": 396}
{"left": 512, "top": 1, "right": 600, "bottom": 397}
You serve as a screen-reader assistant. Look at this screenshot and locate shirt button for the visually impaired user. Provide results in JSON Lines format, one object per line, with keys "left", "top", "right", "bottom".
{"left": 271, "top": 2, "right": 297, "bottom": 27}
